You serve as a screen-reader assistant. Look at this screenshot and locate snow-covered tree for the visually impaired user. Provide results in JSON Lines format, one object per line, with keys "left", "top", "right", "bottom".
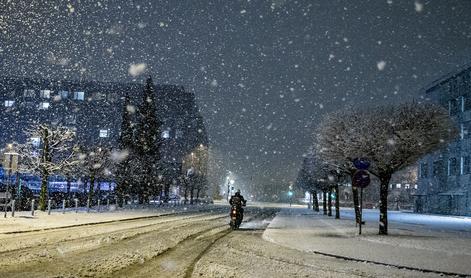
{"left": 77, "top": 146, "right": 113, "bottom": 205}
{"left": 181, "top": 144, "right": 209, "bottom": 204}
{"left": 134, "top": 76, "right": 162, "bottom": 204}
{"left": 19, "top": 124, "right": 78, "bottom": 211}
{"left": 115, "top": 93, "right": 135, "bottom": 206}
{"left": 316, "top": 102, "right": 458, "bottom": 234}
{"left": 295, "top": 156, "right": 319, "bottom": 211}
{"left": 315, "top": 107, "right": 366, "bottom": 223}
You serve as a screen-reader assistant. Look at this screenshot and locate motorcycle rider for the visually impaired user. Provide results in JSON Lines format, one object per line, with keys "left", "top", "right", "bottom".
{"left": 229, "top": 189, "right": 247, "bottom": 221}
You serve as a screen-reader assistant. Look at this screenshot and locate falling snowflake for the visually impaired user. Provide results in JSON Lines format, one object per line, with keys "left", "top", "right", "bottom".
{"left": 377, "top": 61, "right": 387, "bottom": 71}
{"left": 415, "top": 1, "right": 424, "bottom": 12}
{"left": 128, "top": 63, "right": 147, "bottom": 77}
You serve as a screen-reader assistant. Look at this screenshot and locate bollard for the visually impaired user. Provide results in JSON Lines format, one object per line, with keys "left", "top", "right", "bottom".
{"left": 31, "top": 199, "right": 35, "bottom": 216}
{"left": 62, "top": 199, "right": 66, "bottom": 214}
{"left": 86, "top": 198, "right": 90, "bottom": 213}
{"left": 47, "top": 199, "right": 51, "bottom": 215}
{"left": 11, "top": 200, "right": 15, "bottom": 217}
{"left": 107, "top": 199, "right": 110, "bottom": 210}
{"left": 97, "top": 199, "right": 101, "bottom": 212}
{"left": 115, "top": 197, "right": 118, "bottom": 208}
{"left": 74, "top": 198, "right": 78, "bottom": 213}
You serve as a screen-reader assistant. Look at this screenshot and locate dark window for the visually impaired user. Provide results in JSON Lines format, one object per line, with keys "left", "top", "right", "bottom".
{"left": 463, "top": 156, "right": 471, "bottom": 175}
{"left": 448, "top": 158, "right": 458, "bottom": 176}
{"left": 464, "top": 94, "right": 471, "bottom": 111}
{"left": 432, "top": 160, "right": 443, "bottom": 177}
{"left": 462, "top": 121, "right": 471, "bottom": 139}
{"left": 420, "top": 162, "right": 428, "bottom": 178}
{"left": 449, "top": 98, "right": 459, "bottom": 115}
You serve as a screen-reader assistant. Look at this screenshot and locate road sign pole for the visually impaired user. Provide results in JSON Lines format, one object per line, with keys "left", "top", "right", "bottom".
{"left": 359, "top": 187, "right": 363, "bottom": 235}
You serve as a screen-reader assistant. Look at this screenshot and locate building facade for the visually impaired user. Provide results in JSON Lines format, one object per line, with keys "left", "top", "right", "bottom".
{"left": 416, "top": 63, "right": 471, "bottom": 216}
{"left": 0, "top": 77, "right": 208, "bottom": 193}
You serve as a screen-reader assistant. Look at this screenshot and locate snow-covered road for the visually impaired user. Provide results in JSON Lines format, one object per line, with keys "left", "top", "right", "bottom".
{"left": 0, "top": 204, "right": 457, "bottom": 277}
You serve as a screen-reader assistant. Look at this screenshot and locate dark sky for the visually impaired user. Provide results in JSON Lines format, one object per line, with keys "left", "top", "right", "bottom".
{"left": 1, "top": 0, "right": 470, "bottom": 188}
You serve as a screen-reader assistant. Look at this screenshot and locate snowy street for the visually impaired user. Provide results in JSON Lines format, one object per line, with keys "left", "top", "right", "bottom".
{"left": 0, "top": 203, "right": 468, "bottom": 277}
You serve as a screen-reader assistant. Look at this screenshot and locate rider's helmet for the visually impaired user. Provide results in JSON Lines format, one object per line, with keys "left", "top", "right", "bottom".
{"left": 236, "top": 189, "right": 241, "bottom": 194}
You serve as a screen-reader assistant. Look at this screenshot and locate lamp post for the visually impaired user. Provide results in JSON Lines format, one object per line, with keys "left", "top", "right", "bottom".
{"left": 226, "top": 177, "right": 235, "bottom": 202}
{"left": 3, "top": 144, "right": 18, "bottom": 218}
{"left": 288, "top": 184, "right": 293, "bottom": 207}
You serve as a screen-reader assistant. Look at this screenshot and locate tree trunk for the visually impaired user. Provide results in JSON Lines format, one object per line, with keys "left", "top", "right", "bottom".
{"left": 184, "top": 183, "right": 188, "bottom": 204}
{"left": 352, "top": 186, "right": 361, "bottom": 224}
{"left": 97, "top": 180, "right": 101, "bottom": 202}
{"left": 335, "top": 184, "right": 340, "bottom": 219}
{"left": 312, "top": 190, "right": 319, "bottom": 212}
{"left": 66, "top": 176, "right": 72, "bottom": 202}
{"left": 39, "top": 173, "right": 49, "bottom": 211}
{"left": 322, "top": 191, "right": 327, "bottom": 215}
{"left": 379, "top": 174, "right": 391, "bottom": 235}
{"left": 39, "top": 128, "right": 50, "bottom": 211}
{"left": 196, "top": 188, "right": 201, "bottom": 203}
{"left": 190, "top": 184, "right": 194, "bottom": 204}
{"left": 88, "top": 175, "right": 95, "bottom": 207}
{"left": 327, "top": 188, "right": 332, "bottom": 216}
{"left": 164, "top": 182, "right": 170, "bottom": 203}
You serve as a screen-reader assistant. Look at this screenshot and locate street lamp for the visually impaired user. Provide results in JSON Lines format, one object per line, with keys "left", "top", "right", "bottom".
{"left": 288, "top": 184, "right": 294, "bottom": 207}
{"left": 226, "top": 177, "right": 235, "bottom": 201}
{"left": 3, "top": 143, "right": 19, "bottom": 217}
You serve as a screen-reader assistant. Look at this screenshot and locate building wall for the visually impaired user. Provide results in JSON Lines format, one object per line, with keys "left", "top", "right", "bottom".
{"left": 416, "top": 65, "right": 471, "bottom": 216}
{"left": 0, "top": 77, "right": 208, "bottom": 187}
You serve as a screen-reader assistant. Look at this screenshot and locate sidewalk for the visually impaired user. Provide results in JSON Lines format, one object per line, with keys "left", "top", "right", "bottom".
{"left": 0, "top": 203, "right": 219, "bottom": 234}
{"left": 262, "top": 207, "right": 471, "bottom": 276}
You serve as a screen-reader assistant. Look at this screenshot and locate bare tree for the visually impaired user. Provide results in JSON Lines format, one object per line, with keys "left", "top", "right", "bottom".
{"left": 315, "top": 102, "right": 457, "bottom": 234}
{"left": 77, "top": 146, "right": 113, "bottom": 206}
{"left": 19, "top": 124, "right": 78, "bottom": 211}
{"left": 181, "top": 145, "right": 209, "bottom": 204}
{"left": 315, "top": 106, "right": 365, "bottom": 223}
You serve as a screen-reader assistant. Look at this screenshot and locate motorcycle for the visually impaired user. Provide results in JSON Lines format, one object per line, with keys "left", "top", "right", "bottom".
{"left": 229, "top": 205, "right": 243, "bottom": 230}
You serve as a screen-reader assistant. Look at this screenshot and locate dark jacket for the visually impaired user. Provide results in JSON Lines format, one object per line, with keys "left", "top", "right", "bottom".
{"left": 229, "top": 192, "right": 247, "bottom": 208}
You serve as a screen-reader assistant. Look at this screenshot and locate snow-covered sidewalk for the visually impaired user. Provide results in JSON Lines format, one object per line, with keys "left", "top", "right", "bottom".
{"left": 0, "top": 204, "right": 219, "bottom": 234}
{"left": 263, "top": 207, "right": 471, "bottom": 276}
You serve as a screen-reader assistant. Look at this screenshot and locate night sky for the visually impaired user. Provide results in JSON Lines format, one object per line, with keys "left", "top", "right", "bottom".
{"left": 1, "top": 0, "right": 470, "bottom": 188}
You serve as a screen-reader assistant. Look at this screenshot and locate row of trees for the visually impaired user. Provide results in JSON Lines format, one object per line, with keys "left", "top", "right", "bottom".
{"left": 297, "top": 102, "right": 458, "bottom": 235}
{"left": 15, "top": 77, "right": 207, "bottom": 211}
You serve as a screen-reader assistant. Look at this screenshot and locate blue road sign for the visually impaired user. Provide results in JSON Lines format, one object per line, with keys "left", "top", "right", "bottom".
{"left": 353, "top": 158, "right": 370, "bottom": 170}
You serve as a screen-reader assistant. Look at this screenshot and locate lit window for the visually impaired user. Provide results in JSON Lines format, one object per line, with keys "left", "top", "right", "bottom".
{"left": 40, "top": 89, "right": 51, "bottom": 98}
{"left": 31, "top": 137, "right": 40, "bottom": 147}
{"left": 162, "top": 130, "right": 170, "bottom": 139}
{"left": 23, "top": 89, "right": 35, "bottom": 97}
{"left": 39, "top": 102, "right": 50, "bottom": 109}
{"left": 99, "top": 129, "right": 109, "bottom": 138}
{"left": 396, "top": 184, "right": 401, "bottom": 189}
{"left": 404, "top": 184, "right": 410, "bottom": 189}
{"left": 59, "top": 91, "right": 69, "bottom": 99}
{"left": 74, "top": 91, "right": 85, "bottom": 100}
{"left": 4, "top": 100, "right": 14, "bottom": 107}
{"left": 94, "top": 92, "right": 105, "bottom": 101}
